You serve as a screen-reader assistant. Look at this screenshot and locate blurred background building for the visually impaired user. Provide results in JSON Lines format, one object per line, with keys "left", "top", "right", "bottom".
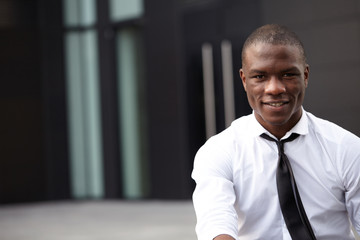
{"left": 1, "top": 0, "right": 360, "bottom": 204}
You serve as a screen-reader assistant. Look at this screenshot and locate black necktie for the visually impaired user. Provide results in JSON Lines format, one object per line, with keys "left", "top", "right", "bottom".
{"left": 260, "top": 133, "right": 316, "bottom": 240}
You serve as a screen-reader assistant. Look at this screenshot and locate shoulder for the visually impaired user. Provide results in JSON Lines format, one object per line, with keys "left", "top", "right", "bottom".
{"left": 305, "top": 111, "right": 360, "bottom": 185}
{"left": 306, "top": 111, "right": 360, "bottom": 143}
{"left": 306, "top": 112, "right": 360, "bottom": 140}
{"left": 193, "top": 114, "right": 253, "bottom": 175}
{"left": 200, "top": 114, "right": 254, "bottom": 150}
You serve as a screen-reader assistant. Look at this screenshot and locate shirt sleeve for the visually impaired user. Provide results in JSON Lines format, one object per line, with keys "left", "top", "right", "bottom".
{"left": 192, "top": 137, "right": 239, "bottom": 240}
{"left": 343, "top": 139, "right": 360, "bottom": 234}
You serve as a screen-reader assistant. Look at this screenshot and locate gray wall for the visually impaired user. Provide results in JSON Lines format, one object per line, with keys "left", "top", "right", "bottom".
{"left": 261, "top": 0, "right": 360, "bottom": 137}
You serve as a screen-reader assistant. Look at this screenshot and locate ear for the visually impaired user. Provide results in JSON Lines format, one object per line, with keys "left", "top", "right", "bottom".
{"left": 239, "top": 69, "right": 247, "bottom": 91}
{"left": 304, "top": 64, "right": 309, "bottom": 88}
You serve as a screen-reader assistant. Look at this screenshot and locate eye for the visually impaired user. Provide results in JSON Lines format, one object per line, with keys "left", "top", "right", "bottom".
{"left": 283, "top": 73, "right": 295, "bottom": 77}
{"left": 253, "top": 75, "right": 265, "bottom": 79}
{"left": 283, "top": 72, "right": 299, "bottom": 79}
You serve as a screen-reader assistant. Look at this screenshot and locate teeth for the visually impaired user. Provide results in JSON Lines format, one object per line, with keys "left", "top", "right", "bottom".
{"left": 268, "top": 102, "right": 284, "bottom": 107}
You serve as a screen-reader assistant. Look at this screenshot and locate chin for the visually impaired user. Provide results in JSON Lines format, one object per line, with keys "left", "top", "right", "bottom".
{"left": 267, "top": 120, "right": 289, "bottom": 126}
{"left": 263, "top": 116, "right": 291, "bottom": 126}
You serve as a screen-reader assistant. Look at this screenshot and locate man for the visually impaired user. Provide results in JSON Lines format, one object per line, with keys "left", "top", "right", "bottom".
{"left": 192, "top": 24, "right": 360, "bottom": 240}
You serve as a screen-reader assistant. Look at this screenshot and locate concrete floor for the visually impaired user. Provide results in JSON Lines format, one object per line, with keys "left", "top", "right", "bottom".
{"left": 0, "top": 200, "right": 197, "bottom": 240}
{"left": 0, "top": 200, "right": 359, "bottom": 240}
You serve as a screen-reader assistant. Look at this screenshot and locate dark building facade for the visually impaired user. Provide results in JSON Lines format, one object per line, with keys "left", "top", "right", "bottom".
{"left": 2, "top": 0, "right": 360, "bottom": 203}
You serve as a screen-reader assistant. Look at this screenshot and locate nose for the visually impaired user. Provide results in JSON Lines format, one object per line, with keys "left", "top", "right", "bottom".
{"left": 264, "top": 76, "right": 286, "bottom": 95}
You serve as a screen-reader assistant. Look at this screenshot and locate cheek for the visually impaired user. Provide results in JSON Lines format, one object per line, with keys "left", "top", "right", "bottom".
{"left": 296, "top": 85, "right": 306, "bottom": 96}
{"left": 296, "top": 90, "right": 306, "bottom": 103}
{"left": 245, "top": 89, "right": 261, "bottom": 109}
{"left": 247, "top": 84, "right": 263, "bottom": 99}
{"left": 288, "top": 82, "right": 305, "bottom": 97}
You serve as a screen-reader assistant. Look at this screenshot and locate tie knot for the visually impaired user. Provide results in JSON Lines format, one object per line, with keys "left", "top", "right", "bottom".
{"left": 282, "top": 133, "right": 300, "bottom": 143}
{"left": 260, "top": 133, "right": 300, "bottom": 143}
{"left": 260, "top": 133, "right": 300, "bottom": 153}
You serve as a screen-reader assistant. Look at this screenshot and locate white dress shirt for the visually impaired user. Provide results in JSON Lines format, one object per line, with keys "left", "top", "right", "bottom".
{"left": 192, "top": 109, "right": 360, "bottom": 240}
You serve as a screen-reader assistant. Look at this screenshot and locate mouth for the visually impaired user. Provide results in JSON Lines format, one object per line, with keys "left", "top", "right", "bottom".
{"left": 263, "top": 101, "right": 289, "bottom": 107}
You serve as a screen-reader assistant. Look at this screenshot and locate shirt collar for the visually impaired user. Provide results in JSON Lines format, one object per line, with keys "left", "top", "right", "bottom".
{"left": 250, "top": 107, "right": 309, "bottom": 140}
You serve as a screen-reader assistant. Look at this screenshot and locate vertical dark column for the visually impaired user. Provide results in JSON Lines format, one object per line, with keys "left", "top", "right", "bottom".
{"left": 97, "top": 0, "right": 123, "bottom": 198}
{"left": 0, "top": 0, "right": 46, "bottom": 203}
{"left": 144, "top": 0, "right": 192, "bottom": 199}
{"left": 38, "top": 0, "right": 71, "bottom": 200}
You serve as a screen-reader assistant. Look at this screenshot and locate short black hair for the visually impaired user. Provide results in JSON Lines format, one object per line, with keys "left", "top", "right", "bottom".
{"left": 242, "top": 24, "right": 307, "bottom": 65}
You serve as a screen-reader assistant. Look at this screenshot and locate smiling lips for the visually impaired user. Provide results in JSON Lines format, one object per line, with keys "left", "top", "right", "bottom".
{"left": 263, "top": 101, "right": 289, "bottom": 107}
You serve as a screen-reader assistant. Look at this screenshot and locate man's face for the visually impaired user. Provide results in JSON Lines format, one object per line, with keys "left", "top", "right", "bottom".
{"left": 240, "top": 43, "right": 309, "bottom": 134}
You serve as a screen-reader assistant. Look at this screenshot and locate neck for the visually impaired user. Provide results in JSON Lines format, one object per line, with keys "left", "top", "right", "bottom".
{"left": 255, "top": 108, "right": 303, "bottom": 140}
{"left": 267, "top": 125, "right": 290, "bottom": 140}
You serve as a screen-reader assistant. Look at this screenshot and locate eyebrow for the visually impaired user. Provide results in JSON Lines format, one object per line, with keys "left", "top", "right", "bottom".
{"left": 248, "top": 67, "right": 301, "bottom": 75}
{"left": 248, "top": 69, "right": 266, "bottom": 75}
{"left": 281, "top": 67, "right": 301, "bottom": 73}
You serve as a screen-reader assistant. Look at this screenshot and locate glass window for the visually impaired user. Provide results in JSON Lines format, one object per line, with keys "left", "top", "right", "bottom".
{"left": 109, "top": 0, "right": 143, "bottom": 22}
{"left": 63, "top": 0, "right": 96, "bottom": 27}
{"left": 117, "top": 27, "right": 149, "bottom": 198}
{"left": 65, "top": 30, "right": 104, "bottom": 199}
{"left": 63, "top": 0, "right": 147, "bottom": 200}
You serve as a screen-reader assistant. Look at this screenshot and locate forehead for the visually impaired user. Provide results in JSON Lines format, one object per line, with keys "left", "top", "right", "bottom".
{"left": 243, "top": 43, "right": 304, "bottom": 68}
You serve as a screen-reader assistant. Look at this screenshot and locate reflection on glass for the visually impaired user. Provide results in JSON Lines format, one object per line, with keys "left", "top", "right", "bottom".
{"left": 63, "top": 0, "right": 96, "bottom": 27}
{"left": 117, "top": 28, "right": 148, "bottom": 199}
{"left": 110, "top": 0, "right": 143, "bottom": 22}
{"left": 65, "top": 30, "right": 104, "bottom": 199}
